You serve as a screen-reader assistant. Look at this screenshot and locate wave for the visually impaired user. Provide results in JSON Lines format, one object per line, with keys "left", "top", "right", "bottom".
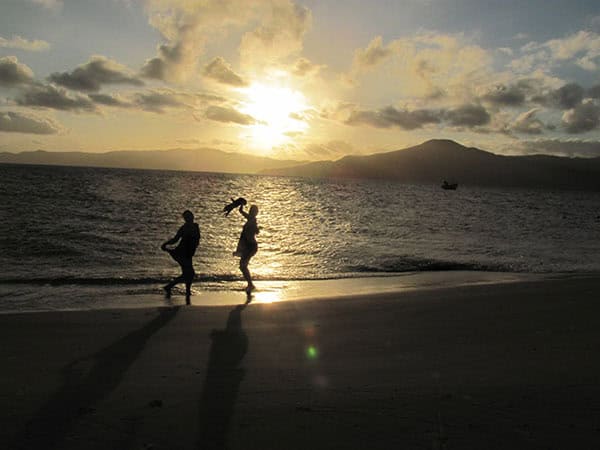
{"left": 346, "top": 257, "right": 519, "bottom": 274}
{"left": 0, "top": 259, "right": 520, "bottom": 286}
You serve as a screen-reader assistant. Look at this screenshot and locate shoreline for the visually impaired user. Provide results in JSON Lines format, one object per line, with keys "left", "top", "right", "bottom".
{"left": 0, "top": 270, "right": 578, "bottom": 314}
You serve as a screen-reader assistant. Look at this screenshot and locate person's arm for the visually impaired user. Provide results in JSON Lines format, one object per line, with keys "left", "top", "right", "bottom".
{"left": 161, "top": 226, "right": 182, "bottom": 249}
{"left": 238, "top": 204, "right": 249, "bottom": 219}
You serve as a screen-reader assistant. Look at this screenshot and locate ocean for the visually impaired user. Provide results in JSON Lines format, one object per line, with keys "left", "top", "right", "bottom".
{"left": 1, "top": 163, "right": 600, "bottom": 311}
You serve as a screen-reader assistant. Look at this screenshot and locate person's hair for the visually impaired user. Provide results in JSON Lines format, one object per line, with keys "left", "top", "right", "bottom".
{"left": 249, "top": 205, "right": 258, "bottom": 217}
{"left": 182, "top": 210, "right": 194, "bottom": 222}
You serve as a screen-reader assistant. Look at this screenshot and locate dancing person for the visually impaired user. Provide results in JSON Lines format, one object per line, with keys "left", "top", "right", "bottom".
{"left": 234, "top": 204, "right": 259, "bottom": 295}
{"left": 161, "top": 210, "right": 200, "bottom": 305}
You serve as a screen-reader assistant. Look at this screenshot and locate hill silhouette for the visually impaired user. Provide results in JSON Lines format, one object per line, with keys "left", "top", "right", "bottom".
{"left": 262, "top": 139, "right": 600, "bottom": 190}
{"left": 0, "top": 147, "right": 302, "bottom": 175}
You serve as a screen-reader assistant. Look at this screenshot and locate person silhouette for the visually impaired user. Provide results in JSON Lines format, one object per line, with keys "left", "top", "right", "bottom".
{"left": 233, "top": 204, "right": 259, "bottom": 295}
{"left": 161, "top": 210, "right": 200, "bottom": 305}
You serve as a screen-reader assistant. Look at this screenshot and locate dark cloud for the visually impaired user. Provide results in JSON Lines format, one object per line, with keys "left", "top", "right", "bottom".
{"left": 588, "top": 84, "right": 600, "bottom": 99}
{"left": 0, "top": 111, "right": 60, "bottom": 134}
{"left": 482, "top": 83, "right": 527, "bottom": 106}
{"left": 140, "top": 39, "right": 188, "bottom": 81}
{"left": 562, "top": 100, "right": 600, "bottom": 133}
{"left": 346, "top": 106, "right": 441, "bottom": 130}
{"left": 48, "top": 56, "right": 143, "bottom": 92}
{"left": 91, "top": 89, "right": 225, "bottom": 113}
{"left": 0, "top": 56, "right": 34, "bottom": 86}
{"left": 517, "top": 139, "right": 600, "bottom": 157}
{"left": 345, "top": 103, "right": 491, "bottom": 130}
{"left": 131, "top": 91, "right": 186, "bottom": 113}
{"left": 88, "top": 93, "right": 131, "bottom": 107}
{"left": 203, "top": 105, "right": 257, "bottom": 125}
{"left": 203, "top": 57, "right": 247, "bottom": 87}
{"left": 550, "top": 83, "right": 585, "bottom": 109}
{"left": 16, "top": 83, "right": 96, "bottom": 112}
{"left": 445, "top": 104, "right": 491, "bottom": 127}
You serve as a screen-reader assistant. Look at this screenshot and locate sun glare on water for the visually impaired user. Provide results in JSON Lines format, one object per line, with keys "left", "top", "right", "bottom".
{"left": 240, "top": 83, "right": 309, "bottom": 152}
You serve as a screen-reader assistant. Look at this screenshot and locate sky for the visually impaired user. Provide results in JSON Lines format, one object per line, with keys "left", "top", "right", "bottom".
{"left": 1, "top": 0, "right": 600, "bottom": 160}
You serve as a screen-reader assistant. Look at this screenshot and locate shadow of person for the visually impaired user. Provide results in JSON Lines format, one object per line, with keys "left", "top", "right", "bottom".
{"left": 197, "top": 304, "right": 248, "bottom": 449}
{"left": 12, "top": 306, "right": 180, "bottom": 450}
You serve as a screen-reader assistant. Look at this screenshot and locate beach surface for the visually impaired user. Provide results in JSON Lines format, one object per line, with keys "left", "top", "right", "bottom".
{"left": 2, "top": 274, "right": 600, "bottom": 449}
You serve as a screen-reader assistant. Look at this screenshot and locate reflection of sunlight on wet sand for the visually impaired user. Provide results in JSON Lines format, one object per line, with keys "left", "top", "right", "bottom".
{"left": 251, "top": 289, "right": 283, "bottom": 304}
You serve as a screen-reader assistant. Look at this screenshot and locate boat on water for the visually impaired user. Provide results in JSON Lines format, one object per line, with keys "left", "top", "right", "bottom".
{"left": 441, "top": 180, "right": 458, "bottom": 190}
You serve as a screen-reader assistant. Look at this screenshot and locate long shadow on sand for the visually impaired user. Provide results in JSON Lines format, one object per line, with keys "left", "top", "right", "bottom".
{"left": 197, "top": 304, "right": 248, "bottom": 450}
{"left": 12, "top": 306, "right": 180, "bottom": 450}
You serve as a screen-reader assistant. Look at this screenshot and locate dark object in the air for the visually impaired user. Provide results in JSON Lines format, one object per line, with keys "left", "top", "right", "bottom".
{"left": 442, "top": 180, "right": 458, "bottom": 190}
{"left": 224, "top": 197, "right": 247, "bottom": 216}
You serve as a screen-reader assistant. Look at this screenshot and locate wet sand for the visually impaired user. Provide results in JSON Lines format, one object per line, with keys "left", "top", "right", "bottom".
{"left": 2, "top": 275, "right": 600, "bottom": 449}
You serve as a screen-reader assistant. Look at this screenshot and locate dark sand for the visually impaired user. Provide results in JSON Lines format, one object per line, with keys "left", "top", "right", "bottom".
{"left": 2, "top": 275, "right": 600, "bottom": 449}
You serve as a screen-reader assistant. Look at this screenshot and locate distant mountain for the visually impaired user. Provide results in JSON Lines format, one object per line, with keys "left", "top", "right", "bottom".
{"left": 0, "top": 147, "right": 302, "bottom": 175}
{"left": 262, "top": 139, "right": 600, "bottom": 190}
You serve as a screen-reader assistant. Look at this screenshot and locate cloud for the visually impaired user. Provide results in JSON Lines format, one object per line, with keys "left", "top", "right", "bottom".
{"left": 347, "top": 32, "right": 492, "bottom": 100}
{"left": 203, "top": 105, "right": 257, "bottom": 125}
{"left": 0, "top": 111, "right": 60, "bottom": 134}
{"left": 445, "top": 103, "right": 491, "bottom": 127}
{"left": 562, "top": 99, "right": 600, "bottom": 133}
{"left": 545, "top": 30, "right": 600, "bottom": 70}
{"left": 16, "top": 84, "right": 96, "bottom": 112}
{"left": 203, "top": 57, "right": 247, "bottom": 86}
{"left": 291, "top": 57, "right": 324, "bottom": 77}
{"left": 0, "top": 35, "right": 50, "bottom": 52}
{"left": 28, "top": 0, "right": 62, "bottom": 10}
{"left": 516, "top": 30, "right": 600, "bottom": 73}
{"left": 48, "top": 56, "right": 144, "bottom": 92}
{"left": 352, "top": 36, "right": 395, "bottom": 70}
{"left": 512, "top": 108, "right": 545, "bottom": 135}
{"left": 0, "top": 56, "right": 34, "bottom": 86}
{"left": 141, "top": 1, "right": 312, "bottom": 80}
{"left": 239, "top": 2, "right": 311, "bottom": 68}
{"left": 346, "top": 106, "right": 441, "bottom": 130}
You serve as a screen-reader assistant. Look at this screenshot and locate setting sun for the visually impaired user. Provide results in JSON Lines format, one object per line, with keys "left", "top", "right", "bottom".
{"left": 240, "top": 83, "right": 309, "bottom": 151}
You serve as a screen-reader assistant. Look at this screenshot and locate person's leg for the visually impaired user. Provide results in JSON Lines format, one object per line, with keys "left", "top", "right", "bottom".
{"left": 164, "top": 256, "right": 187, "bottom": 298}
{"left": 239, "top": 256, "right": 255, "bottom": 293}
{"left": 164, "top": 275, "right": 184, "bottom": 297}
{"left": 182, "top": 259, "right": 194, "bottom": 305}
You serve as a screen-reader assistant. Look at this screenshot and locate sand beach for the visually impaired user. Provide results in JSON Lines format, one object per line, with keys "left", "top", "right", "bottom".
{"left": 2, "top": 274, "right": 600, "bottom": 449}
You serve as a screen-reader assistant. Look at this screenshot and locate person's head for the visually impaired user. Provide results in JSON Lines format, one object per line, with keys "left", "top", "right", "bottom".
{"left": 249, "top": 205, "right": 258, "bottom": 218}
{"left": 182, "top": 210, "right": 194, "bottom": 223}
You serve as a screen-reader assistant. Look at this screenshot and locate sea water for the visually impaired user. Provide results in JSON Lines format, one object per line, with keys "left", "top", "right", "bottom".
{"left": 1, "top": 163, "right": 600, "bottom": 311}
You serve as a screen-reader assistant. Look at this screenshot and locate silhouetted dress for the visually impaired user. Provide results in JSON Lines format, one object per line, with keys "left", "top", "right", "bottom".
{"left": 234, "top": 216, "right": 258, "bottom": 260}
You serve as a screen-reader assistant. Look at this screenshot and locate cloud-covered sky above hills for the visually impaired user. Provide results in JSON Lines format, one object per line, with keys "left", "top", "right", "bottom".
{"left": 1, "top": 0, "right": 600, "bottom": 158}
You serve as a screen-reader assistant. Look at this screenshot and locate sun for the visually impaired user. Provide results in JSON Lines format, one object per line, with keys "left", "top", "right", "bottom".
{"left": 239, "top": 83, "right": 309, "bottom": 151}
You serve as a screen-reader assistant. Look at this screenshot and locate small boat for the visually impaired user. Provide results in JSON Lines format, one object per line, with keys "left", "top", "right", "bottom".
{"left": 441, "top": 180, "right": 458, "bottom": 190}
